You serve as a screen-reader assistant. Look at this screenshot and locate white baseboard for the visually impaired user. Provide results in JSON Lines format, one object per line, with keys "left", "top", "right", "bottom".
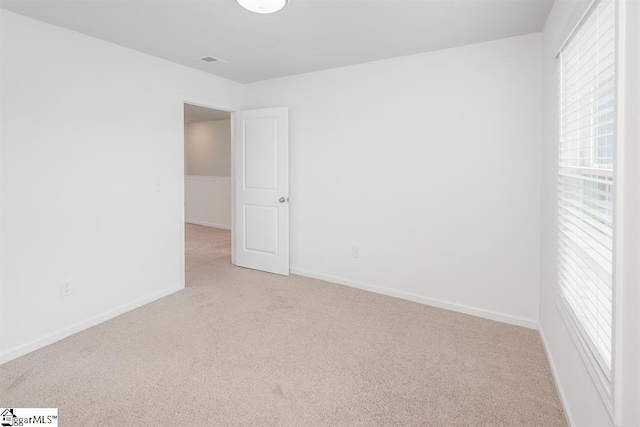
{"left": 290, "top": 267, "right": 538, "bottom": 329}
{"left": 185, "top": 219, "right": 231, "bottom": 230}
{"left": 539, "top": 326, "right": 575, "bottom": 427}
{"left": 0, "top": 283, "right": 183, "bottom": 365}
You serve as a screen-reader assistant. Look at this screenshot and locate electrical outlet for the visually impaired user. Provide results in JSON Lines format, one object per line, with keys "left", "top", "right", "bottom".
{"left": 352, "top": 247, "right": 361, "bottom": 259}
{"left": 60, "top": 281, "right": 73, "bottom": 298}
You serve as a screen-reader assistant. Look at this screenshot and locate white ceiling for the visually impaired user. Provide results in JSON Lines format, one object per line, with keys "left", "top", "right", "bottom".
{"left": 184, "top": 104, "right": 231, "bottom": 123}
{"left": 0, "top": 0, "right": 553, "bottom": 83}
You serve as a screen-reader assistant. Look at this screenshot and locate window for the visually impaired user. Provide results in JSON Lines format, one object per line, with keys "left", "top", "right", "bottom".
{"left": 557, "top": 0, "right": 616, "bottom": 413}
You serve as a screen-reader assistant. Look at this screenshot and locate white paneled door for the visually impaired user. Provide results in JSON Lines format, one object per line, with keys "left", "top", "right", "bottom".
{"left": 233, "top": 108, "right": 289, "bottom": 275}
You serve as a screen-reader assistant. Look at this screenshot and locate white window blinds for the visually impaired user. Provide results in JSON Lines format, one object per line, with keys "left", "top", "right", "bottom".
{"left": 558, "top": 0, "right": 616, "bottom": 404}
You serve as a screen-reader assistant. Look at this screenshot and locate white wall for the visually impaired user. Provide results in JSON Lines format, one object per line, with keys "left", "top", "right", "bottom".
{"left": 540, "top": 1, "right": 640, "bottom": 426}
{"left": 185, "top": 176, "right": 232, "bottom": 229}
{"left": 244, "top": 33, "right": 542, "bottom": 327}
{"left": 0, "top": 10, "right": 4, "bottom": 365}
{"left": 0, "top": 10, "right": 242, "bottom": 363}
{"left": 620, "top": 5, "right": 640, "bottom": 425}
{"left": 184, "top": 119, "right": 232, "bottom": 229}
{"left": 185, "top": 119, "right": 231, "bottom": 176}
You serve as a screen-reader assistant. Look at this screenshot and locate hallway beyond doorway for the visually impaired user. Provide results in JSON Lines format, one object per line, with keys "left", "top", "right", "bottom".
{"left": 185, "top": 223, "right": 231, "bottom": 287}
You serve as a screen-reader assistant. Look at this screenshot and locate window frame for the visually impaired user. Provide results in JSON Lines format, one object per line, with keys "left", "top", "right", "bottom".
{"left": 554, "top": 0, "right": 623, "bottom": 422}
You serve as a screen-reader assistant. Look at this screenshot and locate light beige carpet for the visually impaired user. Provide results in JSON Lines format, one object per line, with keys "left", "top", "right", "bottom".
{"left": 0, "top": 224, "right": 566, "bottom": 426}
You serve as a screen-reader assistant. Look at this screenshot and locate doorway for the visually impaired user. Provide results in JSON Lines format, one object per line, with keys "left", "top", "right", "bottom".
{"left": 181, "top": 102, "right": 291, "bottom": 286}
{"left": 183, "top": 102, "right": 233, "bottom": 287}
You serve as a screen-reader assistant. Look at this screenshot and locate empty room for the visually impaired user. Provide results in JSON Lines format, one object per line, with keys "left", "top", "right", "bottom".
{"left": 0, "top": 0, "right": 638, "bottom": 426}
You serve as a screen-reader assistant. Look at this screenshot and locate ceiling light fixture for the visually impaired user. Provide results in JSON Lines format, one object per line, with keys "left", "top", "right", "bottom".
{"left": 236, "top": 0, "right": 287, "bottom": 14}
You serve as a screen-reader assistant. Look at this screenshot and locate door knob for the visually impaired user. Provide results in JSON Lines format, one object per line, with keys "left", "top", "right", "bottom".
{"left": 279, "top": 197, "right": 286, "bottom": 203}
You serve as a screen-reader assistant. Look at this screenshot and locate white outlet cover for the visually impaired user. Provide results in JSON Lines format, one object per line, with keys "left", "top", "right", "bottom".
{"left": 60, "top": 281, "right": 73, "bottom": 297}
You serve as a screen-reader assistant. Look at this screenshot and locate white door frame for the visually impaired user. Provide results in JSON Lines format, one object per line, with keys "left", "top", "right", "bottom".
{"left": 180, "top": 97, "right": 237, "bottom": 289}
